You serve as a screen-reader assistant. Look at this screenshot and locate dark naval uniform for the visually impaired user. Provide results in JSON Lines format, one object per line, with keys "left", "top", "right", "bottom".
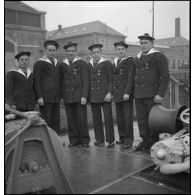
{"left": 60, "top": 57, "right": 90, "bottom": 145}
{"left": 6, "top": 68, "right": 35, "bottom": 111}
{"left": 88, "top": 57, "right": 115, "bottom": 145}
{"left": 134, "top": 48, "right": 169, "bottom": 147}
{"left": 112, "top": 56, "right": 135, "bottom": 145}
{"left": 33, "top": 56, "right": 61, "bottom": 134}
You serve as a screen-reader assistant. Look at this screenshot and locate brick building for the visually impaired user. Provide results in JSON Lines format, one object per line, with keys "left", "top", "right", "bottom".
{"left": 5, "top": 1, "right": 46, "bottom": 72}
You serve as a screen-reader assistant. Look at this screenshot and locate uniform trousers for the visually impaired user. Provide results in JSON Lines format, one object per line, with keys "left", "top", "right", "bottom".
{"left": 115, "top": 99, "right": 134, "bottom": 144}
{"left": 135, "top": 98, "right": 158, "bottom": 146}
{"left": 65, "top": 103, "right": 90, "bottom": 145}
{"left": 91, "top": 102, "right": 115, "bottom": 144}
{"left": 39, "top": 103, "right": 60, "bottom": 135}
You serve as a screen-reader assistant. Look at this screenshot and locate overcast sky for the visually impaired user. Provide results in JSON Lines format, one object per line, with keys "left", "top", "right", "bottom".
{"left": 24, "top": 1, "right": 189, "bottom": 42}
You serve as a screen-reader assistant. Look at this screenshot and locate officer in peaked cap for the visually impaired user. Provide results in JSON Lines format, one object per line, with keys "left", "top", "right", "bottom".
{"left": 87, "top": 42, "right": 115, "bottom": 148}
{"left": 33, "top": 40, "right": 61, "bottom": 135}
{"left": 133, "top": 33, "right": 170, "bottom": 152}
{"left": 112, "top": 41, "right": 135, "bottom": 149}
{"left": 6, "top": 51, "right": 35, "bottom": 112}
{"left": 60, "top": 41, "right": 90, "bottom": 147}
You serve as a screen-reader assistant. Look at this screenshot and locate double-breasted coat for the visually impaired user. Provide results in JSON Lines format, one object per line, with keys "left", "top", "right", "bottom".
{"left": 6, "top": 68, "right": 35, "bottom": 111}
{"left": 112, "top": 56, "right": 135, "bottom": 102}
{"left": 33, "top": 57, "right": 61, "bottom": 103}
{"left": 88, "top": 57, "right": 113, "bottom": 103}
{"left": 134, "top": 48, "right": 170, "bottom": 99}
{"left": 60, "top": 57, "right": 89, "bottom": 103}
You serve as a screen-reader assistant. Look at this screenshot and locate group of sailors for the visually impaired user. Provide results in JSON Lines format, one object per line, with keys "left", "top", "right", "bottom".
{"left": 5, "top": 33, "right": 170, "bottom": 152}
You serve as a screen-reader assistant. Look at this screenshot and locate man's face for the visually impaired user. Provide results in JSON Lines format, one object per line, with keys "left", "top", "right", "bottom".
{"left": 115, "top": 46, "right": 126, "bottom": 59}
{"left": 91, "top": 48, "right": 102, "bottom": 62}
{"left": 17, "top": 55, "right": 29, "bottom": 69}
{"left": 45, "top": 45, "right": 57, "bottom": 58}
{"left": 140, "top": 39, "right": 153, "bottom": 53}
{"left": 66, "top": 46, "right": 77, "bottom": 60}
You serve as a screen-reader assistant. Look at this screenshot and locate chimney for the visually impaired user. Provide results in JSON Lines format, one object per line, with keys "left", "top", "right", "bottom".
{"left": 175, "top": 17, "right": 180, "bottom": 37}
{"left": 58, "top": 25, "right": 62, "bottom": 30}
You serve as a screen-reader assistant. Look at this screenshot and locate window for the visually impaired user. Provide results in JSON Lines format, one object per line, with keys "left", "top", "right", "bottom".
{"left": 178, "top": 59, "right": 180, "bottom": 68}
{"left": 109, "top": 40, "right": 114, "bottom": 50}
{"left": 17, "top": 11, "right": 40, "bottom": 28}
{"left": 172, "top": 59, "right": 175, "bottom": 69}
{"left": 5, "top": 9, "right": 17, "bottom": 25}
{"left": 86, "top": 40, "right": 90, "bottom": 48}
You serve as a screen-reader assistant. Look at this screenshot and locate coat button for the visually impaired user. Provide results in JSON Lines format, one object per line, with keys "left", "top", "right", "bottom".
{"left": 91, "top": 88, "right": 94, "bottom": 90}
{"left": 98, "top": 80, "right": 100, "bottom": 82}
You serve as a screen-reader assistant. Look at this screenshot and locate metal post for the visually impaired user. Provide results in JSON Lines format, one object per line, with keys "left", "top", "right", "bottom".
{"left": 152, "top": 1, "right": 154, "bottom": 37}
{"left": 169, "top": 82, "right": 172, "bottom": 108}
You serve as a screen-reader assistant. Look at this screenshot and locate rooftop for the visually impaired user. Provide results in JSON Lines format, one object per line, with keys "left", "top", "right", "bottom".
{"left": 5, "top": 1, "right": 44, "bottom": 14}
{"left": 155, "top": 36, "right": 189, "bottom": 47}
{"left": 47, "top": 20, "right": 125, "bottom": 40}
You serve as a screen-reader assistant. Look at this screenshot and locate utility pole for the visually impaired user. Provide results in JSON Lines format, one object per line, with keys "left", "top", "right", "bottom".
{"left": 152, "top": 1, "right": 154, "bottom": 37}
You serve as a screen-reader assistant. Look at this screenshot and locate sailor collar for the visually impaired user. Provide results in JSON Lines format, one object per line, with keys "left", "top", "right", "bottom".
{"left": 113, "top": 56, "right": 132, "bottom": 67}
{"left": 10, "top": 68, "right": 32, "bottom": 78}
{"left": 90, "top": 57, "right": 107, "bottom": 66}
{"left": 38, "top": 56, "right": 58, "bottom": 66}
{"left": 63, "top": 56, "right": 81, "bottom": 65}
{"left": 137, "top": 48, "right": 159, "bottom": 59}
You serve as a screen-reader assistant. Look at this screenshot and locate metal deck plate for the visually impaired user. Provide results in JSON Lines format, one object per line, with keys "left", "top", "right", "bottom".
{"left": 62, "top": 146, "right": 153, "bottom": 194}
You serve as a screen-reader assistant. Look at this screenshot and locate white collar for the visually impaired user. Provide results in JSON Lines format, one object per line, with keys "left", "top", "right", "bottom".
{"left": 90, "top": 57, "right": 107, "bottom": 66}
{"left": 63, "top": 56, "right": 81, "bottom": 65}
{"left": 38, "top": 56, "right": 58, "bottom": 66}
{"left": 10, "top": 68, "right": 32, "bottom": 78}
{"left": 137, "top": 48, "right": 159, "bottom": 59}
{"left": 113, "top": 57, "right": 128, "bottom": 67}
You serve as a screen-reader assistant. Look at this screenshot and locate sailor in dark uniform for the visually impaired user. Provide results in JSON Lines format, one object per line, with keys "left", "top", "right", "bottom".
{"left": 6, "top": 51, "right": 35, "bottom": 112}
{"left": 88, "top": 43, "right": 115, "bottom": 147}
{"left": 33, "top": 40, "right": 61, "bottom": 135}
{"left": 133, "top": 33, "right": 170, "bottom": 151}
{"left": 112, "top": 41, "right": 135, "bottom": 149}
{"left": 60, "top": 42, "right": 90, "bottom": 147}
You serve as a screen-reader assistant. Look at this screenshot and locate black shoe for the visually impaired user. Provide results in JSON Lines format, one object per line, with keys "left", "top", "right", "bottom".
{"left": 123, "top": 143, "right": 132, "bottom": 149}
{"left": 116, "top": 140, "right": 124, "bottom": 144}
{"left": 94, "top": 140, "right": 104, "bottom": 146}
{"left": 82, "top": 143, "right": 89, "bottom": 147}
{"left": 133, "top": 141, "right": 148, "bottom": 151}
{"left": 68, "top": 143, "right": 79, "bottom": 147}
{"left": 107, "top": 142, "right": 115, "bottom": 148}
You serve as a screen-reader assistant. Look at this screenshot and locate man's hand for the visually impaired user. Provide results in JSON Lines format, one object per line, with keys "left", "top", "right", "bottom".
{"left": 10, "top": 105, "right": 17, "bottom": 110}
{"left": 123, "top": 94, "right": 129, "bottom": 101}
{"left": 81, "top": 97, "right": 87, "bottom": 105}
{"left": 37, "top": 97, "right": 44, "bottom": 106}
{"left": 104, "top": 92, "right": 112, "bottom": 102}
{"left": 154, "top": 95, "right": 163, "bottom": 104}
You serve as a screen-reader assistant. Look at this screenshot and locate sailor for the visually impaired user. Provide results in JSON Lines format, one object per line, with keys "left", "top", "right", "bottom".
{"left": 33, "top": 40, "right": 61, "bottom": 135}
{"left": 88, "top": 43, "right": 115, "bottom": 147}
{"left": 112, "top": 41, "right": 135, "bottom": 149}
{"left": 133, "top": 33, "right": 170, "bottom": 152}
{"left": 6, "top": 51, "right": 35, "bottom": 112}
{"left": 60, "top": 42, "right": 90, "bottom": 147}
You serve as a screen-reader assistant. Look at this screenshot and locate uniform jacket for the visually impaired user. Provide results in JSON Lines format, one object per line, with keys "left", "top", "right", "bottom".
{"left": 33, "top": 56, "right": 61, "bottom": 103}
{"left": 6, "top": 68, "right": 35, "bottom": 111}
{"left": 112, "top": 56, "right": 135, "bottom": 103}
{"left": 88, "top": 57, "right": 113, "bottom": 103}
{"left": 60, "top": 57, "right": 89, "bottom": 103}
{"left": 134, "top": 48, "right": 170, "bottom": 99}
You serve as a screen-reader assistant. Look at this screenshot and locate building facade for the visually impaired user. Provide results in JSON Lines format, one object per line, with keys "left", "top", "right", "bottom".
{"left": 5, "top": 1, "right": 46, "bottom": 72}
